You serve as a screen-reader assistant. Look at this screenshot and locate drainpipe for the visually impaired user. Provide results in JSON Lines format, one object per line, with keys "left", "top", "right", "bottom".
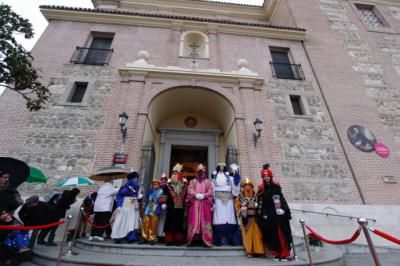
{"left": 301, "top": 41, "right": 366, "bottom": 204}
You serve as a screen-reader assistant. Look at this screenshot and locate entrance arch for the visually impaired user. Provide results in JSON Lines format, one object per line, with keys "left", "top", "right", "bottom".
{"left": 142, "top": 86, "right": 238, "bottom": 181}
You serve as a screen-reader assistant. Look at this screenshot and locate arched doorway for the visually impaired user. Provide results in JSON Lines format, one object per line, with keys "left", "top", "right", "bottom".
{"left": 141, "top": 86, "right": 238, "bottom": 185}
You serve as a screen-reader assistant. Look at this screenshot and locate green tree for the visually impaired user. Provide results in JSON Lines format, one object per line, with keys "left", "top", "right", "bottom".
{"left": 0, "top": 4, "right": 50, "bottom": 111}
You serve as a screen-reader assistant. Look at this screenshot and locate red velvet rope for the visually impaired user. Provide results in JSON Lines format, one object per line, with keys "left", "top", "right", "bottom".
{"left": 306, "top": 225, "right": 361, "bottom": 245}
{"left": 0, "top": 221, "right": 65, "bottom": 231}
{"left": 82, "top": 212, "right": 114, "bottom": 229}
{"left": 369, "top": 227, "right": 400, "bottom": 245}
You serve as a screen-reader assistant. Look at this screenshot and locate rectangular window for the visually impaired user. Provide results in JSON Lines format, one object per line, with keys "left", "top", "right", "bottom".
{"left": 69, "top": 82, "right": 88, "bottom": 103}
{"left": 289, "top": 95, "right": 304, "bottom": 115}
{"left": 84, "top": 36, "right": 114, "bottom": 65}
{"left": 355, "top": 4, "right": 384, "bottom": 27}
{"left": 270, "top": 48, "right": 304, "bottom": 80}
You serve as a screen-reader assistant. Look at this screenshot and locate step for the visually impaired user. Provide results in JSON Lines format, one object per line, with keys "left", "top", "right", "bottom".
{"left": 31, "top": 242, "right": 344, "bottom": 266}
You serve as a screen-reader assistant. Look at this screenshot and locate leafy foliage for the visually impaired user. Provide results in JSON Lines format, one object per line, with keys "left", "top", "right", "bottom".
{"left": 0, "top": 4, "right": 50, "bottom": 111}
{"left": 308, "top": 233, "right": 323, "bottom": 247}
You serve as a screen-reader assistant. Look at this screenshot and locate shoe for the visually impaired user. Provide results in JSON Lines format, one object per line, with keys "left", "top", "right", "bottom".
{"left": 88, "top": 236, "right": 95, "bottom": 241}
{"left": 280, "top": 257, "right": 288, "bottom": 262}
{"left": 45, "top": 242, "right": 57, "bottom": 246}
{"left": 94, "top": 236, "right": 104, "bottom": 242}
{"left": 18, "top": 248, "right": 31, "bottom": 254}
{"left": 37, "top": 240, "right": 46, "bottom": 245}
{"left": 273, "top": 256, "right": 280, "bottom": 261}
{"left": 149, "top": 240, "right": 156, "bottom": 245}
{"left": 138, "top": 239, "right": 147, "bottom": 245}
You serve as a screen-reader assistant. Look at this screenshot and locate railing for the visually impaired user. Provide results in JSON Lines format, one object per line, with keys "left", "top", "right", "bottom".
{"left": 270, "top": 62, "right": 305, "bottom": 80}
{"left": 291, "top": 208, "right": 376, "bottom": 223}
{"left": 70, "top": 47, "right": 113, "bottom": 65}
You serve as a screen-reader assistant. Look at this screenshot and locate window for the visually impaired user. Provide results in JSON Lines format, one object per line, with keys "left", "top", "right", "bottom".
{"left": 69, "top": 82, "right": 88, "bottom": 103}
{"left": 179, "top": 31, "right": 209, "bottom": 58}
{"left": 289, "top": 95, "right": 304, "bottom": 115}
{"left": 70, "top": 33, "right": 114, "bottom": 65}
{"left": 270, "top": 48, "right": 304, "bottom": 80}
{"left": 355, "top": 4, "right": 384, "bottom": 27}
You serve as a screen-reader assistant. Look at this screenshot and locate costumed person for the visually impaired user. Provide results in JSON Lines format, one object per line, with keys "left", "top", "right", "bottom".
{"left": 156, "top": 173, "right": 168, "bottom": 243}
{"left": 257, "top": 168, "right": 292, "bottom": 261}
{"left": 258, "top": 163, "right": 280, "bottom": 191}
{"left": 89, "top": 177, "right": 117, "bottom": 242}
{"left": 186, "top": 164, "right": 213, "bottom": 247}
{"left": 211, "top": 163, "right": 241, "bottom": 246}
{"left": 111, "top": 171, "right": 143, "bottom": 243}
{"left": 235, "top": 177, "right": 264, "bottom": 257}
{"left": 163, "top": 164, "right": 188, "bottom": 246}
{"left": 139, "top": 178, "right": 165, "bottom": 245}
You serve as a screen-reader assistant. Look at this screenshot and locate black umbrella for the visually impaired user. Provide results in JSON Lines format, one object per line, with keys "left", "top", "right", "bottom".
{"left": 0, "top": 157, "right": 30, "bottom": 189}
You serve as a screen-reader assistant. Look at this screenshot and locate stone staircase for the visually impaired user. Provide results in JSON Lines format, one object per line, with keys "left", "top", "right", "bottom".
{"left": 28, "top": 237, "right": 345, "bottom": 266}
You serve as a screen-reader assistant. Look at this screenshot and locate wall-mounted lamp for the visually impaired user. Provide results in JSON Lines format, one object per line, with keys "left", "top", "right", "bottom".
{"left": 253, "top": 118, "right": 263, "bottom": 147}
{"left": 119, "top": 112, "right": 129, "bottom": 143}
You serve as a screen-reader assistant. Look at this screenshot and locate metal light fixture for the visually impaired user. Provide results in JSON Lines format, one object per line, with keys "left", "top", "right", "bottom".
{"left": 119, "top": 112, "right": 129, "bottom": 143}
{"left": 253, "top": 118, "right": 263, "bottom": 147}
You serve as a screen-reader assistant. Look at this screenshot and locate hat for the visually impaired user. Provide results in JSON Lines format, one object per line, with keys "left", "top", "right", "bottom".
{"left": 260, "top": 168, "right": 273, "bottom": 178}
{"left": 151, "top": 178, "right": 160, "bottom": 184}
{"left": 241, "top": 177, "right": 254, "bottom": 187}
{"left": 25, "top": 195, "right": 39, "bottom": 205}
{"left": 217, "top": 162, "right": 226, "bottom": 167}
{"left": 127, "top": 171, "right": 139, "bottom": 180}
{"left": 172, "top": 163, "right": 183, "bottom": 173}
{"left": 197, "top": 164, "right": 206, "bottom": 172}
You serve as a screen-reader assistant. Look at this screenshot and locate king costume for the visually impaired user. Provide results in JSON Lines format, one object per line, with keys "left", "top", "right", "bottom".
{"left": 111, "top": 172, "right": 143, "bottom": 243}
{"left": 163, "top": 163, "right": 188, "bottom": 245}
{"left": 257, "top": 168, "right": 292, "bottom": 261}
{"left": 186, "top": 164, "right": 213, "bottom": 247}
{"left": 211, "top": 163, "right": 241, "bottom": 246}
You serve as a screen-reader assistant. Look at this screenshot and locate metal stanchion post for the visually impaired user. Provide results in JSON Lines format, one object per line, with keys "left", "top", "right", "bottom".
{"left": 57, "top": 215, "right": 72, "bottom": 266}
{"left": 299, "top": 219, "right": 313, "bottom": 266}
{"left": 65, "top": 207, "right": 84, "bottom": 256}
{"left": 358, "top": 218, "right": 381, "bottom": 266}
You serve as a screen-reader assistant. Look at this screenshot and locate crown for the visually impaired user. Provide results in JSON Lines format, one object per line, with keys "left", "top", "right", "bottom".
{"left": 197, "top": 163, "right": 206, "bottom": 171}
{"left": 172, "top": 163, "right": 183, "bottom": 173}
{"left": 241, "top": 177, "right": 254, "bottom": 187}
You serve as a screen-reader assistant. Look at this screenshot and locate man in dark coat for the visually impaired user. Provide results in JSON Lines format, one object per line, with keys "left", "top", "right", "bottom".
{"left": 37, "top": 188, "right": 80, "bottom": 246}
{"left": 257, "top": 169, "right": 292, "bottom": 261}
{"left": 18, "top": 195, "right": 50, "bottom": 248}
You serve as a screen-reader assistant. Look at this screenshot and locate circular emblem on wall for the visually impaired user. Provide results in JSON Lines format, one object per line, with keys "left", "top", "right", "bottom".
{"left": 347, "top": 125, "right": 377, "bottom": 152}
{"left": 374, "top": 142, "right": 390, "bottom": 158}
{"left": 184, "top": 116, "right": 197, "bottom": 128}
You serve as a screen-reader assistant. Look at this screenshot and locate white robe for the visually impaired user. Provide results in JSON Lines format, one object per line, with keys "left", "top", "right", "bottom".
{"left": 111, "top": 192, "right": 142, "bottom": 239}
{"left": 212, "top": 173, "right": 240, "bottom": 225}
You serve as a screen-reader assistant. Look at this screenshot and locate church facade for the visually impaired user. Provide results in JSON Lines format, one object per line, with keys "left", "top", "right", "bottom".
{"left": 1, "top": 0, "right": 400, "bottom": 205}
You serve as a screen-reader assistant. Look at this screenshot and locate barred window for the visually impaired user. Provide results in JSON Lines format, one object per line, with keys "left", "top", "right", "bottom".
{"left": 356, "top": 4, "right": 384, "bottom": 27}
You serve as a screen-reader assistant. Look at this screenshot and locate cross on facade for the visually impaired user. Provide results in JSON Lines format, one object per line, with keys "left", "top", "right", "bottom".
{"left": 188, "top": 42, "right": 200, "bottom": 69}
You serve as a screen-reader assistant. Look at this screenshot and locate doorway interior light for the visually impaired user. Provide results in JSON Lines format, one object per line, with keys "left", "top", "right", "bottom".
{"left": 119, "top": 112, "right": 129, "bottom": 143}
{"left": 253, "top": 118, "right": 263, "bottom": 147}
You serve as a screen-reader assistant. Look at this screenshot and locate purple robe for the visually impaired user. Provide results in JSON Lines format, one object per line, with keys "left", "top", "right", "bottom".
{"left": 186, "top": 178, "right": 213, "bottom": 246}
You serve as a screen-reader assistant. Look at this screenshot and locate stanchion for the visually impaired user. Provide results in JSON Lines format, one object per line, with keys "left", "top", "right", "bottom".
{"left": 299, "top": 219, "right": 313, "bottom": 266}
{"left": 65, "top": 207, "right": 84, "bottom": 256}
{"left": 358, "top": 218, "right": 381, "bottom": 266}
{"left": 57, "top": 215, "right": 73, "bottom": 266}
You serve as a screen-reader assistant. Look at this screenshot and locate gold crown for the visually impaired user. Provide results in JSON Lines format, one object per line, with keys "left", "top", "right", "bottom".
{"left": 197, "top": 163, "right": 206, "bottom": 171}
{"left": 152, "top": 178, "right": 160, "bottom": 184}
{"left": 241, "top": 177, "right": 254, "bottom": 187}
{"left": 172, "top": 163, "right": 183, "bottom": 173}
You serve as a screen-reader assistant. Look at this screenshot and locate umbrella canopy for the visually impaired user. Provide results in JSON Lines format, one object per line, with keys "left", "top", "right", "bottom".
{"left": 0, "top": 157, "right": 30, "bottom": 188}
{"left": 90, "top": 165, "right": 130, "bottom": 181}
{"left": 57, "top": 176, "right": 94, "bottom": 187}
{"left": 27, "top": 167, "right": 47, "bottom": 183}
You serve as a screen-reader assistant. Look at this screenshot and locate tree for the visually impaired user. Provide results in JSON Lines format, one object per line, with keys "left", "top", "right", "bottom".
{"left": 0, "top": 4, "right": 50, "bottom": 111}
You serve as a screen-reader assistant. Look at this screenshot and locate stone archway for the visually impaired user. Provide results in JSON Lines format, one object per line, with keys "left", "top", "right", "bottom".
{"left": 142, "top": 86, "right": 238, "bottom": 183}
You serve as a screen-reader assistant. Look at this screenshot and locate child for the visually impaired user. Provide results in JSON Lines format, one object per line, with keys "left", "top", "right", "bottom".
{"left": 139, "top": 178, "right": 165, "bottom": 245}
{"left": 1, "top": 210, "right": 31, "bottom": 255}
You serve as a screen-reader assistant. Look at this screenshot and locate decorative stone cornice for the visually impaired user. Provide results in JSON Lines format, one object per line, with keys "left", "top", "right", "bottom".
{"left": 118, "top": 51, "right": 264, "bottom": 86}
{"left": 40, "top": 6, "right": 306, "bottom": 41}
